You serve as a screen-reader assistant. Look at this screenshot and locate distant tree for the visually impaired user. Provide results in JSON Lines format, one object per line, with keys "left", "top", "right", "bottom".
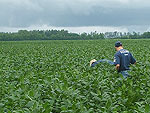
{"left": 0, "top": 29, "right": 150, "bottom": 41}
{"left": 141, "top": 32, "right": 150, "bottom": 39}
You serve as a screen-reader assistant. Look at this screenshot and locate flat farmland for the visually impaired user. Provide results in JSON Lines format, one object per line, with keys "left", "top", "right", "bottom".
{"left": 0, "top": 40, "right": 150, "bottom": 113}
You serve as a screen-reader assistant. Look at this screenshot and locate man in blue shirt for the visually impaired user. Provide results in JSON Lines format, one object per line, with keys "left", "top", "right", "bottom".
{"left": 90, "top": 41, "right": 136, "bottom": 78}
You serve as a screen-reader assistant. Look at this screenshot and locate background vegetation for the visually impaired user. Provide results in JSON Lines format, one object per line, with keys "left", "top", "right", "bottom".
{"left": 0, "top": 30, "right": 104, "bottom": 41}
{"left": 1, "top": 30, "right": 150, "bottom": 41}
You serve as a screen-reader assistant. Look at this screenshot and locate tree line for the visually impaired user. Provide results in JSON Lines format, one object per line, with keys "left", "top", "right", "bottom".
{"left": 105, "top": 31, "right": 150, "bottom": 39}
{"left": 0, "top": 30, "right": 104, "bottom": 41}
{"left": 0, "top": 30, "right": 150, "bottom": 41}
{"left": 118, "top": 32, "right": 150, "bottom": 39}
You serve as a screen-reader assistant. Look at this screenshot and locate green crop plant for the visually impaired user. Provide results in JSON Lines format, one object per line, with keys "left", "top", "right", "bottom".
{"left": 0, "top": 40, "right": 150, "bottom": 113}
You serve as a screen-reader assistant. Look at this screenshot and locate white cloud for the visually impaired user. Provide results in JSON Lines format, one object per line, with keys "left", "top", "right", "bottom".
{"left": 0, "top": 0, "right": 150, "bottom": 32}
{"left": 0, "top": 0, "right": 42, "bottom": 11}
{"left": 0, "top": 25, "right": 129, "bottom": 33}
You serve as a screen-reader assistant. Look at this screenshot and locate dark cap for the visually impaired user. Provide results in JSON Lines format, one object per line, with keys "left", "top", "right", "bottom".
{"left": 115, "top": 41, "right": 122, "bottom": 47}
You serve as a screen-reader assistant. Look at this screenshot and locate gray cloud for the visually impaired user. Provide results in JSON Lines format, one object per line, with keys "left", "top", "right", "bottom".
{"left": 0, "top": 0, "right": 150, "bottom": 32}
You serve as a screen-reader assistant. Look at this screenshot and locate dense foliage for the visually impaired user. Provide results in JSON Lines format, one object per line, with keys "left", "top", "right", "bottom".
{"left": 1, "top": 29, "right": 150, "bottom": 41}
{"left": 0, "top": 30, "right": 104, "bottom": 41}
{"left": 0, "top": 40, "right": 150, "bottom": 112}
{"left": 116, "top": 32, "right": 150, "bottom": 39}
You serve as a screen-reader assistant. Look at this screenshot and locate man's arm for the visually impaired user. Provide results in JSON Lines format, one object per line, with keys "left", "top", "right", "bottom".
{"left": 114, "top": 53, "right": 120, "bottom": 71}
{"left": 90, "top": 59, "right": 104, "bottom": 67}
{"left": 130, "top": 52, "right": 136, "bottom": 64}
{"left": 90, "top": 59, "right": 107, "bottom": 67}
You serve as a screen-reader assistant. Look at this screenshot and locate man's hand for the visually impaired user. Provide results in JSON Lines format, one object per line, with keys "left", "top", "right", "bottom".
{"left": 115, "top": 64, "right": 120, "bottom": 71}
{"left": 90, "top": 59, "right": 97, "bottom": 66}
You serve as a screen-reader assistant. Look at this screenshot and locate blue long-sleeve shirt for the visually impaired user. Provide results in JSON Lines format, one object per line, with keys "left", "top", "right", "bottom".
{"left": 91, "top": 59, "right": 114, "bottom": 67}
{"left": 114, "top": 49, "right": 136, "bottom": 72}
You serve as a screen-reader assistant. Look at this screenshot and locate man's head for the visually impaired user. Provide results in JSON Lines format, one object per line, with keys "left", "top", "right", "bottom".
{"left": 115, "top": 41, "right": 123, "bottom": 51}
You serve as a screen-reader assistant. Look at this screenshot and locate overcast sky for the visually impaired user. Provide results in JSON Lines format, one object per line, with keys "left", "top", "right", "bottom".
{"left": 0, "top": 0, "right": 150, "bottom": 33}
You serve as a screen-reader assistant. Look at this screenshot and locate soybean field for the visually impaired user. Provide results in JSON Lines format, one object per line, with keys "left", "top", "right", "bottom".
{"left": 0, "top": 40, "right": 150, "bottom": 113}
